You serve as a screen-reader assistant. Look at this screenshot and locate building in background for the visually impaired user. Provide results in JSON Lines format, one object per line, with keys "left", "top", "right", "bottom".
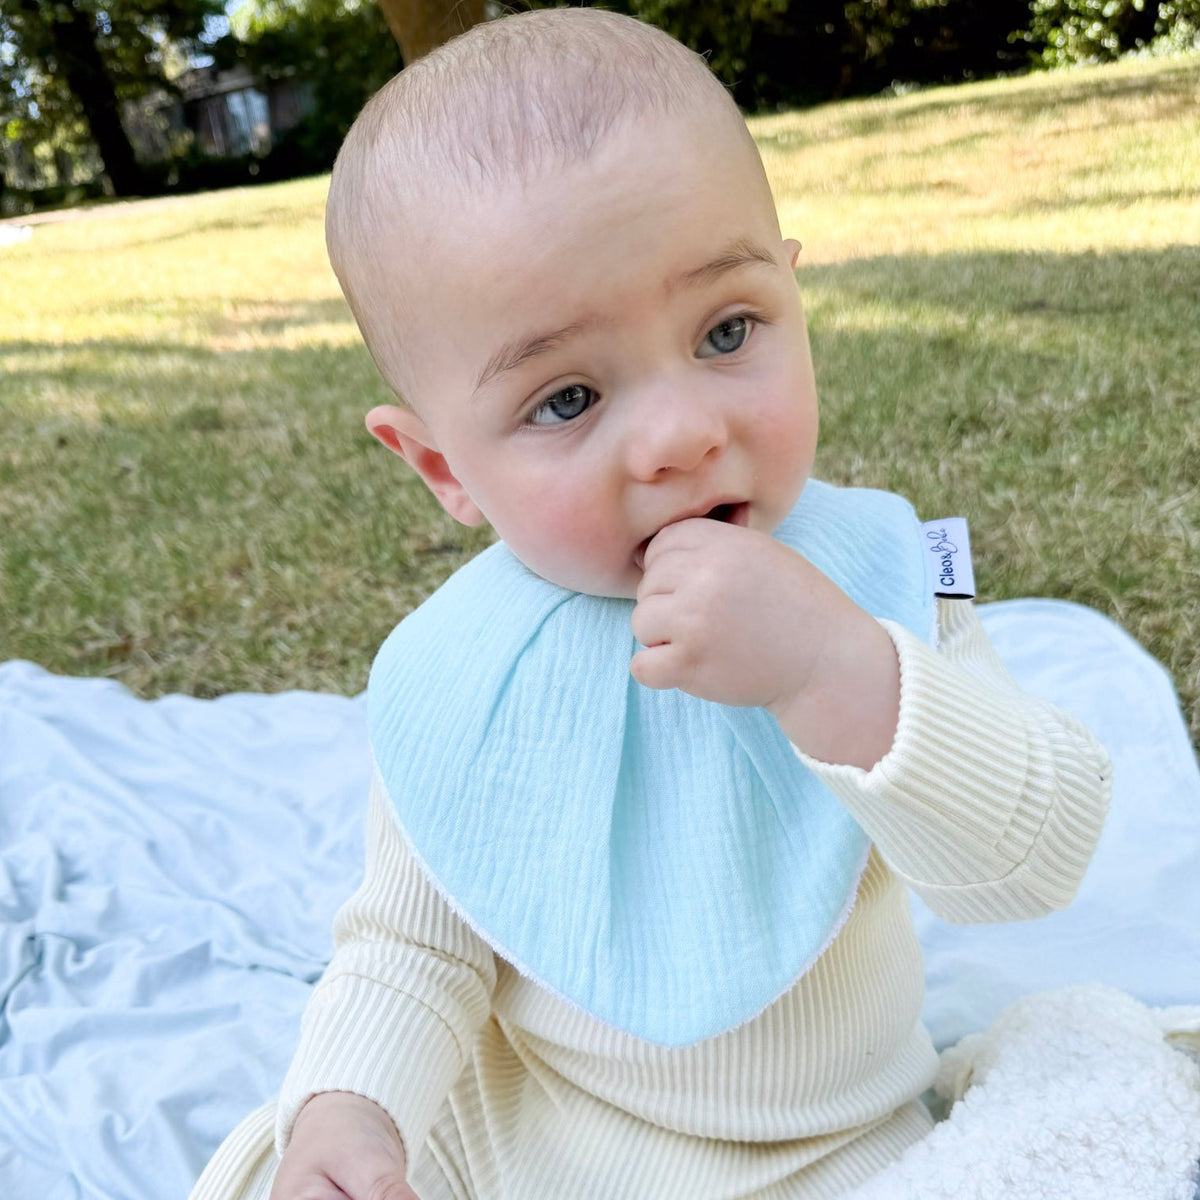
{"left": 175, "top": 64, "right": 314, "bottom": 158}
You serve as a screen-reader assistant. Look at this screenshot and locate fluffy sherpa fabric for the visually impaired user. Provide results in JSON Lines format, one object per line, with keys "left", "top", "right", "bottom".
{"left": 846, "top": 984, "right": 1200, "bottom": 1200}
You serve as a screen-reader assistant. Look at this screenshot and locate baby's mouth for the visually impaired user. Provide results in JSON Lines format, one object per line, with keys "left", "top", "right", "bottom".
{"left": 707, "top": 501, "right": 748, "bottom": 527}
{"left": 635, "top": 501, "right": 749, "bottom": 569}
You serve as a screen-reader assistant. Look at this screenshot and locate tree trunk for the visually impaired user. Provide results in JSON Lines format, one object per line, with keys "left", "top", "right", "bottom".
{"left": 28, "top": 0, "right": 145, "bottom": 195}
{"left": 375, "top": 0, "right": 488, "bottom": 64}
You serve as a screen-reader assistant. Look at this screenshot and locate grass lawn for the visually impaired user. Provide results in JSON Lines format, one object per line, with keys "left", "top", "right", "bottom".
{"left": 2, "top": 53, "right": 1198, "bottom": 746}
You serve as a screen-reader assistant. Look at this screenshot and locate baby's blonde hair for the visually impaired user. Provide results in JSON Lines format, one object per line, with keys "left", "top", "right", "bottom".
{"left": 325, "top": 7, "right": 755, "bottom": 402}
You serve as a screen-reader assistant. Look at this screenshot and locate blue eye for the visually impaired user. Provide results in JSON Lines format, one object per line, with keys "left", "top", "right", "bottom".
{"left": 528, "top": 384, "right": 597, "bottom": 426}
{"left": 701, "top": 317, "right": 750, "bottom": 356}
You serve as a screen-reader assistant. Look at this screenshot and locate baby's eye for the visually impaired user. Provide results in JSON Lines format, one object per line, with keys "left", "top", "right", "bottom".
{"left": 528, "top": 383, "right": 597, "bottom": 426}
{"left": 699, "top": 316, "right": 750, "bottom": 357}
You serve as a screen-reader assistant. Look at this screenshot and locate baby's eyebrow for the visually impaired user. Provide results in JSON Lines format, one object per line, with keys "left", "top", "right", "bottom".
{"left": 667, "top": 238, "right": 779, "bottom": 292}
{"left": 474, "top": 320, "right": 595, "bottom": 393}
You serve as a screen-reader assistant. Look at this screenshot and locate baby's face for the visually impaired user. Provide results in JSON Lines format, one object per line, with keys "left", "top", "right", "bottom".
{"left": 375, "top": 111, "right": 819, "bottom": 599}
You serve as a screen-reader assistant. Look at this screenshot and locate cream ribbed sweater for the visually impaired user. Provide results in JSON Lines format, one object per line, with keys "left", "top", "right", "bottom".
{"left": 191, "top": 599, "right": 1111, "bottom": 1200}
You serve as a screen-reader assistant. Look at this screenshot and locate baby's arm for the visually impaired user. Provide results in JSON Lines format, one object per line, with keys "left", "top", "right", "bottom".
{"left": 271, "top": 777, "right": 497, "bottom": 1197}
{"left": 631, "top": 519, "right": 1110, "bottom": 921}
{"left": 800, "top": 596, "right": 1111, "bottom": 922}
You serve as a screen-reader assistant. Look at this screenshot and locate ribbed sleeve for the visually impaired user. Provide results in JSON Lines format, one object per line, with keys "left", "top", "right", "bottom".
{"left": 800, "top": 599, "right": 1112, "bottom": 923}
{"left": 274, "top": 778, "right": 496, "bottom": 1167}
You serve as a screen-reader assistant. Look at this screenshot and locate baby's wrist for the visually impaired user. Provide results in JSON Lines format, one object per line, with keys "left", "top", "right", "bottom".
{"left": 768, "top": 615, "right": 900, "bottom": 769}
{"left": 295, "top": 1090, "right": 407, "bottom": 1160}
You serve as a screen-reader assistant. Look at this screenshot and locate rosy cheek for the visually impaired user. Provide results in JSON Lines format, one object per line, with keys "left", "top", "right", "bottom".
{"left": 509, "top": 490, "right": 589, "bottom": 562}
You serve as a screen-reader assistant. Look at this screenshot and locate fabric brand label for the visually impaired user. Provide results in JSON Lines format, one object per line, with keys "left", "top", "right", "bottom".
{"left": 922, "top": 517, "right": 976, "bottom": 598}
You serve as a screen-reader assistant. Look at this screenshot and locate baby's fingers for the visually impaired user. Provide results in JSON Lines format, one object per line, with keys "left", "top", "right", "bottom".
{"left": 330, "top": 1138, "right": 412, "bottom": 1200}
{"left": 630, "top": 642, "right": 690, "bottom": 692}
{"left": 273, "top": 1157, "right": 412, "bottom": 1200}
{"left": 630, "top": 590, "right": 696, "bottom": 652}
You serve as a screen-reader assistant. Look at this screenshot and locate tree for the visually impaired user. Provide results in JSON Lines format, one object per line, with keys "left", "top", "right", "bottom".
{"left": 513, "top": 0, "right": 913, "bottom": 108}
{"left": 374, "top": 0, "right": 488, "bottom": 62}
{"left": 1021, "top": 0, "right": 1200, "bottom": 66}
{"left": 219, "top": 0, "right": 403, "bottom": 169}
{"left": 0, "top": 0, "right": 221, "bottom": 196}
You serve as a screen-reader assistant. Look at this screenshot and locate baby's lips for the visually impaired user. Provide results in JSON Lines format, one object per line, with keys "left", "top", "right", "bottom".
{"left": 636, "top": 504, "right": 747, "bottom": 570}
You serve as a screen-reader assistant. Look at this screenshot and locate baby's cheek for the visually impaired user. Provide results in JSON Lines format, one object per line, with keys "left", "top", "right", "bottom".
{"left": 503, "top": 486, "right": 631, "bottom": 593}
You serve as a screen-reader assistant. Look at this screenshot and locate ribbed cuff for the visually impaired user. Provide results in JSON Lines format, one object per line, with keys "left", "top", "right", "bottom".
{"left": 275, "top": 947, "right": 482, "bottom": 1168}
{"left": 798, "top": 617, "right": 1110, "bottom": 922}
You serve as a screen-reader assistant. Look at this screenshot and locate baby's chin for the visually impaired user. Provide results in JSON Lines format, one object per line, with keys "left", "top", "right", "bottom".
{"left": 508, "top": 549, "right": 640, "bottom": 600}
{"left": 556, "top": 570, "right": 641, "bottom": 601}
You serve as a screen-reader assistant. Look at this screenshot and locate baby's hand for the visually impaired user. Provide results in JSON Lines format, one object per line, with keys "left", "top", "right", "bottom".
{"left": 269, "top": 1091, "right": 414, "bottom": 1200}
{"left": 630, "top": 519, "right": 900, "bottom": 769}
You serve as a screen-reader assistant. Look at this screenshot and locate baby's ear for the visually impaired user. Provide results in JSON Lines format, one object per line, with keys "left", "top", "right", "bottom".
{"left": 365, "top": 405, "right": 485, "bottom": 527}
{"left": 784, "top": 239, "right": 802, "bottom": 269}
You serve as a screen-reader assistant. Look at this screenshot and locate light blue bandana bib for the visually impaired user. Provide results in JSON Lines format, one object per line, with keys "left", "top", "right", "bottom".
{"left": 368, "top": 481, "right": 936, "bottom": 1046}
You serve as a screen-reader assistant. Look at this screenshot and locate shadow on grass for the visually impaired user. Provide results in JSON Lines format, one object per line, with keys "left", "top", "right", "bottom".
{"left": 795, "top": 247, "right": 1199, "bottom": 742}
{"left": 1010, "top": 184, "right": 1200, "bottom": 213}
{"left": 17, "top": 207, "right": 324, "bottom": 261}
{"left": 111, "top": 212, "right": 311, "bottom": 250}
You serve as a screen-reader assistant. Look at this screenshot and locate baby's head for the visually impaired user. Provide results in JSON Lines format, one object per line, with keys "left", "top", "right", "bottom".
{"left": 328, "top": 8, "right": 819, "bottom": 599}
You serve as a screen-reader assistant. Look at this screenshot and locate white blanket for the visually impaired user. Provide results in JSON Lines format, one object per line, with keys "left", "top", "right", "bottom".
{"left": 1, "top": 599, "right": 1198, "bottom": 1200}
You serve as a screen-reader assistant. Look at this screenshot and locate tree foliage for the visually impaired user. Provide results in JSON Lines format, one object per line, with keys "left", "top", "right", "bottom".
{"left": 1021, "top": 0, "right": 1200, "bottom": 66}
{"left": 1, "top": 0, "right": 222, "bottom": 194}
{"left": 515, "top": 0, "right": 1199, "bottom": 108}
{"left": 516, "top": 0, "right": 1035, "bottom": 108}
{"left": 736, "top": 0, "right": 1036, "bottom": 107}
{"left": 215, "top": 0, "right": 403, "bottom": 171}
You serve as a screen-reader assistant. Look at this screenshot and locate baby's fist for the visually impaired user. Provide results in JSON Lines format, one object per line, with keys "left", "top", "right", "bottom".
{"left": 630, "top": 517, "right": 900, "bottom": 768}
{"left": 270, "top": 1091, "right": 414, "bottom": 1200}
{"left": 630, "top": 518, "right": 820, "bottom": 709}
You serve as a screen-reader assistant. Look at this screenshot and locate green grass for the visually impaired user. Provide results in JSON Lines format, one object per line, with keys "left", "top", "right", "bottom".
{"left": 2, "top": 54, "right": 1198, "bottom": 747}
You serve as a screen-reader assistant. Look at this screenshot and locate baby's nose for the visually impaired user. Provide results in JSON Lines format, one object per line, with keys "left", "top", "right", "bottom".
{"left": 625, "top": 387, "right": 728, "bottom": 480}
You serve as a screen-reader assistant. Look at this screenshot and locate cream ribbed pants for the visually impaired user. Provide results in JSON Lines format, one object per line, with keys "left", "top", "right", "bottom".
{"left": 191, "top": 1022, "right": 933, "bottom": 1200}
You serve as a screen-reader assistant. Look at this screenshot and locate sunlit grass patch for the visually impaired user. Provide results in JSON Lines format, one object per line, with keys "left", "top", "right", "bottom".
{"left": 759, "top": 53, "right": 1200, "bottom": 259}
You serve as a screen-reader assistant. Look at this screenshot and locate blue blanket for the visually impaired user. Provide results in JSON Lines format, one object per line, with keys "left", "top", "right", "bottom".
{"left": 0, "top": 670, "right": 369, "bottom": 1199}
{"left": 1, "top": 601, "right": 1197, "bottom": 1200}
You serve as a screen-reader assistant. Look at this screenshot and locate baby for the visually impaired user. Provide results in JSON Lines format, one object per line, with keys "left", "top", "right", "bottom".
{"left": 192, "top": 9, "right": 1111, "bottom": 1200}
